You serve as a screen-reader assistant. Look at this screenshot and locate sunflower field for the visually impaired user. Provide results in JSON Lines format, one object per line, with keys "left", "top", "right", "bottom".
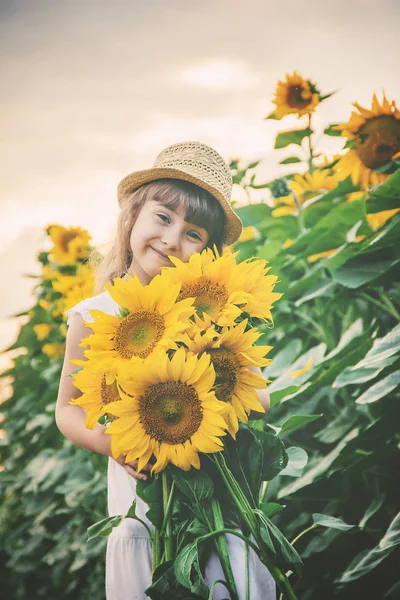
{"left": 1, "top": 74, "right": 399, "bottom": 599}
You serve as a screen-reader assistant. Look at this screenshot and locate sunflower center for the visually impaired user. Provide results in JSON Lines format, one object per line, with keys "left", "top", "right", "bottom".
{"left": 287, "top": 85, "right": 311, "bottom": 109}
{"left": 114, "top": 311, "right": 165, "bottom": 359}
{"left": 355, "top": 115, "right": 400, "bottom": 169}
{"left": 206, "top": 347, "right": 239, "bottom": 403}
{"left": 179, "top": 278, "right": 229, "bottom": 320}
{"left": 61, "top": 231, "right": 78, "bottom": 251}
{"left": 100, "top": 376, "right": 120, "bottom": 405}
{"left": 140, "top": 381, "right": 203, "bottom": 444}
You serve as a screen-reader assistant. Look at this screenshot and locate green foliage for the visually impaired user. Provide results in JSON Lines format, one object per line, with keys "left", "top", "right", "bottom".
{"left": 0, "top": 289, "right": 107, "bottom": 599}
{"left": 274, "top": 128, "right": 313, "bottom": 149}
{"left": 233, "top": 165, "right": 400, "bottom": 598}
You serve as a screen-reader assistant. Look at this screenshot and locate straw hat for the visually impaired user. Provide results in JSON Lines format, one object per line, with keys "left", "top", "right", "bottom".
{"left": 117, "top": 141, "right": 243, "bottom": 245}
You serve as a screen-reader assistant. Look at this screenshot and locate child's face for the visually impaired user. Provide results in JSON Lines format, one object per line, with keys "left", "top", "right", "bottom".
{"left": 127, "top": 199, "right": 209, "bottom": 284}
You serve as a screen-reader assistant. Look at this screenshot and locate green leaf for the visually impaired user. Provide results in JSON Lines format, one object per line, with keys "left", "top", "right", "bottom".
{"left": 269, "top": 386, "right": 302, "bottom": 407}
{"left": 332, "top": 248, "right": 400, "bottom": 288}
{"left": 260, "top": 502, "right": 285, "bottom": 518}
{"left": 333, "top": 323, "right": 400, "bottom": 387}
{"left": 262, "top": 515, "right": 303, "bottom": 574}
{"left": 366, "top": 169, "right": 400, "bottom": 213}
{"left": 295, "top": 280, "right": 336, "bottom": 306}
{"left": 278, "top": 428, "right": 359, "bottom": 497}
{"left": 254, "top": 430, "right": 289, "bottom": 481}
{"left": 235, "top": 203, "right": 271, "bottom": 227}
{"left": 280, "top": 447, "right": 308, "bottom": 477}
{"left": 333, "top": 357, "right": 398, "bottom": 388}
{"left": 174, "top": 541, "right": 209, "bottom": 597}
{"left": 279, "top": 414, "right": 322, "bottom": 435}
{"left": 359, "top": 494, "right": 385, "bottom": 529}
{"left": 279, "top": 156, "right": 302, "bottom": 165}
{"left": 263, "top": 339, "right": 303, "bottom": 379}
{"left": 287, "top": 200, "right": 367, "bottom": 259}
{"left": 267, "top": 343, "right": 327, "bottom": 395}
{"left": 355, "top": 370, "right": 400, "bottom": 405}
{"left": 265, "top": 111, "right": 279, "bottom": 120}
{"left": 145, "top": 561, "right": 180, "bottom": 599}
{"left": 171, "top": 467, "right": 214, "bottom": 504}
{"left": 324, "top": 125, "right": 342, "bottom": 137}
{"left": 235, "top": 428, "right": 263, "bottom": 504}
{"left": 312, "top": 513, "right": 355, "bottom": 531}
{"left": 87, "top": 514, "right": 124, "bottom": 541}
{"left": 338, "top": 512, "right": 400, "bottom": 583}
{"left": 352, "top": 324, "right": 400, "bottom": 369}
{"left": 274, "top": 127, "right": 313, "bottom": 149}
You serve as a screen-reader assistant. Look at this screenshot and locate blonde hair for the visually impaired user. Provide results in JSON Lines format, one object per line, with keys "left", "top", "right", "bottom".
{"left": 89, "top": 179, "right": 226, "bottom": 293}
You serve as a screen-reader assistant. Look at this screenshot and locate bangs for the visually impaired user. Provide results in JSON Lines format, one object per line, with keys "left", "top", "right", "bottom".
{"left": 144, "top": 179, "right": 226, "bottom": 249}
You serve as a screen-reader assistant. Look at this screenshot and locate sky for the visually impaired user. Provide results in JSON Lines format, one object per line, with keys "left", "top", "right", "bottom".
{"left": 1, "top": 0, "right": 399, "bottom": 354}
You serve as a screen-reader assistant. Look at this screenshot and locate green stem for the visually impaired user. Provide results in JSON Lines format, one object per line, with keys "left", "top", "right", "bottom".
{"left": 210, "top": 497, "right": 239, "bottom": 600}
{"left": 378, "top": 290, "right": 400, "bottom": 321}
{"left": 160, "top": 480, "right": 175, "bottom": 534}
{"left": 152, "top": 528, "right": 161, "bottom": 574}
{"left": 292, "top": 190, "right": 306, "bottom": 233}
{"left": 208, "top": 579, "right": 231, "bottom": 600}
{"left": 212, "top": 453, "right": 298, "bottom": 600}
{"left": 162, "top": 471, "right": 173, "bottom": 561}
{"left": 296, "top": 310, "right": 326, "bottom": 340}
{"left": 245, "top": 538, "right": 250, "bottom": 600}
{"left": 260, "top": 480, "right": 269, "bottom": 504}
{"left": 290, "top": 523, "right": 318, "bottom": 547}
{"left": 195, "top": 528, "right": 260, "bottom": 554}
{"left": 307, "top": 114, "right": 314, "bottom": 173}
{"left": 360, "top": 292, "right": 400, "bottom": 321}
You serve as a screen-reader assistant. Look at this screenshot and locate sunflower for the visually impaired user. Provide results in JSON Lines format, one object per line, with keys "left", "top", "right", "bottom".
{"left": 161, "top": 248, "right": 251, "bottom": 327}
{"left": 83, "top": 274, "right": 195, "bottom": 384}
{"left": 234, "top": 258, "right": 282, "bottom": 322}
{"left": 41, "top": 265, "right": 58, "bottom": 281}
{"left": 70, "top": 359, "right": 121, "bottom": 429}
{"left": 183, "top": 320, "right": 271, "bottom": 436}
{"left": 42, "top": 342, "right": 65, "bottom": 359}
{"left": 162, "top": 248, "right": 281, "bottom": 327}
{"left": 48, "top": 225, "right": 92, "bottom": 264}
{"left": 335, "top": 93, "right": 400, "bottom": 189}
{"left": 269, "top": 71, "right": 320, "bottom": 119}
{"left": 271, "top": 169, "right": 341, "bottom": 217}
{"left": 105, "top": 348, "right": 228, "bottom": 473}
{"left": 53, "top": 264, "right": 95, "bottom": 318}
{"left": 237, "top": 226, "right": 258, "bottom": 243}
{"left": 33, "top": 323, "right": 51, "bottom": 341}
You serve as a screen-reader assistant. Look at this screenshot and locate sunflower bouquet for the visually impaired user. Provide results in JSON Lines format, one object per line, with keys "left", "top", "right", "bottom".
{"left": 72, "top": 247, "right": 300, "bottom": 600}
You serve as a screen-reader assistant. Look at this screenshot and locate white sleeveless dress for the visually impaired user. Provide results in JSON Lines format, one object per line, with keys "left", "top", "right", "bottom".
{"left": 66, "top": 291, "right": 276, "bottom": 600}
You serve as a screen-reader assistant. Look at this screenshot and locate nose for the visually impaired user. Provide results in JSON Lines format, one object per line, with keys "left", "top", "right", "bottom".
{"left": 161, "top": 226, "right": 181, "bottom": 250}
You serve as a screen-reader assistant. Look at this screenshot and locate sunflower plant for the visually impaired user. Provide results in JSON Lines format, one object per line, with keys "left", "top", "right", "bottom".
{"left": 73, "top": 247, "right": 303, "bottom": 600}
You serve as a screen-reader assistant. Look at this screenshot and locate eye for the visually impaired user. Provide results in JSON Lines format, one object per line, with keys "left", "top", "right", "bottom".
{"left": 157, "top": 213, "right": 170, "bottom": 223}
{"left": 188, "top": 231, "right": 202, "bottom": 242}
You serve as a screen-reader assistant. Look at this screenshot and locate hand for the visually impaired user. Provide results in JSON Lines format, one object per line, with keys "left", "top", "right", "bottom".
{"left": 115, "top": 454, "right": 152, "bottom": 481}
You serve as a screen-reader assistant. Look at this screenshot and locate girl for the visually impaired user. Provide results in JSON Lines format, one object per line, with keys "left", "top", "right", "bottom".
{"left": 55, "top": 141, "right": 276, "bottom": 600}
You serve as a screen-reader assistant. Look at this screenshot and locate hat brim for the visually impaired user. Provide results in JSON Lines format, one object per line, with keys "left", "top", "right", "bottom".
{"left": 117, "top": 167, "right": 242, "bottom": 246}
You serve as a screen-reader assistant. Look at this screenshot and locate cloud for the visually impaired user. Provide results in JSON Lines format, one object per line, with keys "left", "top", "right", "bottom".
{"left": 180, "top": 59, "right": 260, "bottom": 90}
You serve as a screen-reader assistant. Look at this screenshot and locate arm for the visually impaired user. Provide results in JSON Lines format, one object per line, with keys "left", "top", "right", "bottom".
{"left": 55, "top": 312, "right": 112, "bottom": 456}
{"left": 55, "top": 312, "right": 148, "bottom": 479}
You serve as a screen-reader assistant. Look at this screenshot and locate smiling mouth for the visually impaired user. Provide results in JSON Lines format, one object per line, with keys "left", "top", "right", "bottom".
{"left": 151, "top": 247, "right": 173, "bottom": 263}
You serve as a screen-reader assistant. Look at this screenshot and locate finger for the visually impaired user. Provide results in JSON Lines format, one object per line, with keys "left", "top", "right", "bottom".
{"left": 124, "top": 464, "right": 147, "bottom": 480}
{"left": 125, "top": 460, "right": 153, "bottom": 473}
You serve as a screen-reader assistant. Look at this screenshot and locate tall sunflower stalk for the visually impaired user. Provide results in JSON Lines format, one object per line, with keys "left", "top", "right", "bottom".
{"left": 75, "top": 247, "right": 300, "bottom": 599}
